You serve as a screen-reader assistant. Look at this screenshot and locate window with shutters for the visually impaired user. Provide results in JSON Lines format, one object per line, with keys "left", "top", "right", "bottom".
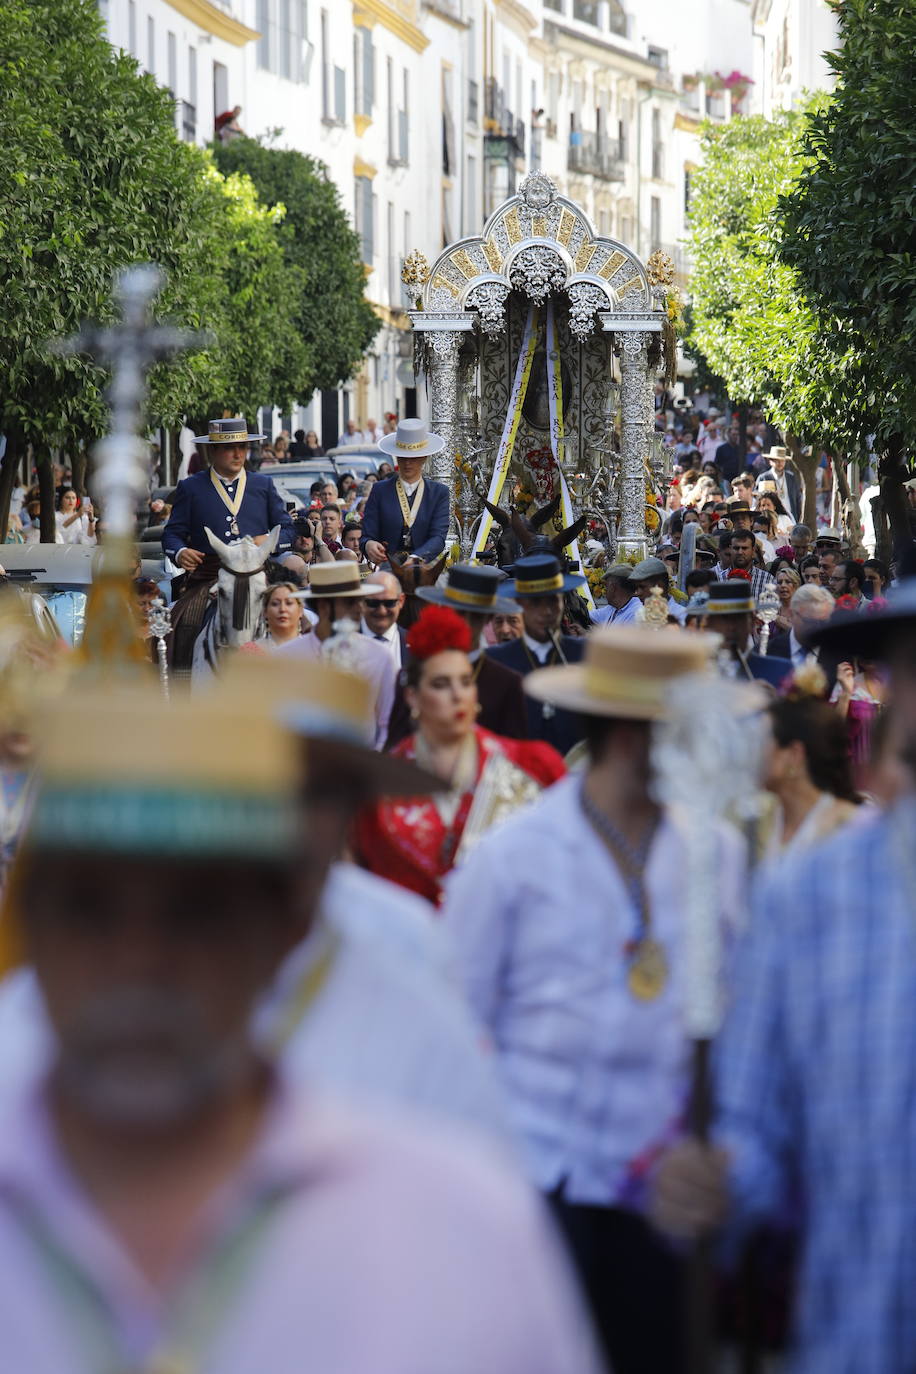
{"left": 322, "top": 10, "right": 345, "bottom": 122}
{"left": 355, "top": 176, "right": 374, "bottom": 265}
{"left": 260, "top": 0, "right": 309, "bottom": 81}
{"left": 147, "top": 15, "right": 155, "bottom": 74}
{"left": 167, "top": 32, "right": 177, "bottom": 97}
{"left": 127, "top": 0, "right": 137, "bottom": 57}
{"left": 650, "top": 196, "right": 661, "bottom": 253}
{"left": 354, "top": 27, "right": 375, "bottom": 118}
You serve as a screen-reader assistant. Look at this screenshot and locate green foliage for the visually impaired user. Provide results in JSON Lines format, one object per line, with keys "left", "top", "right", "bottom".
{"left": 0, "top": 0, "right": 208, "bottom": 443}
{"left": 212, "top": 138, "right": 380, "bottom": 394}
{"left": 0, "top": 0, "right": 313, "bottom": 452}
{"left": 777, "top": 0, "right": 916, "bottom": 449}
{"left": 686, "top": 107, "right": 875, "bottom": 452}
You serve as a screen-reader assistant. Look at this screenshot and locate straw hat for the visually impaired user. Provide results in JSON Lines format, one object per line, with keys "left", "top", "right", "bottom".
{"left": 525, "top": 625, "right": 721, "bottom": 721}
{"left": 762, "top": 445, "right": 790, "bottom": 462}
{"left": 215, "top": 652, "right": 445, "bottom": 797}
{"left": 296, "top": 562, "right": 384, "bottom": 600}
{"left": 0, "top": 680, "right": 301, "bottom": 975}
{"left": 377, "top": 417, "right": 445, "bottom": 460}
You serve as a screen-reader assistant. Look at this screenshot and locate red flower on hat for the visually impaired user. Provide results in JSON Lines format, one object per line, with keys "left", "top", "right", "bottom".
{"left": 406, "top": 605, "right": 472, "bottom": 661}
{"left": 727, "top": 568, "right": 751, "bottom": 582}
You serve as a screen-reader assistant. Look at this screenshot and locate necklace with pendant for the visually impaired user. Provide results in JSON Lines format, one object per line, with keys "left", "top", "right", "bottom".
{"left": 580, "top": 786, "right": 667, "bottom": 1000}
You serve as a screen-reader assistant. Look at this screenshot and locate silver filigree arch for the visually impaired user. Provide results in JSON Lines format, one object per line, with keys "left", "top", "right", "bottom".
{"left": 421, "top": 171, "right": 652, "bottom": 338}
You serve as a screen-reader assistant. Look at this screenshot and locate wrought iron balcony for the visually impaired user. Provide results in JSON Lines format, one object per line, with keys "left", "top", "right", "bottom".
{"left": 568, "top": 130, "right": 624, "bottom": 181}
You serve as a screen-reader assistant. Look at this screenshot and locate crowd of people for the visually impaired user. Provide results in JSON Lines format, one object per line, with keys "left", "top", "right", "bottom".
{"left": 1, "top": 398, "right": 915, "bottom": 1371}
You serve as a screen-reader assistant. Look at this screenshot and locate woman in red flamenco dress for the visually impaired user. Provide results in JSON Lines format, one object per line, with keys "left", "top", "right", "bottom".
{"left": 353, "top": 605, "right": 566, "bottom": 906}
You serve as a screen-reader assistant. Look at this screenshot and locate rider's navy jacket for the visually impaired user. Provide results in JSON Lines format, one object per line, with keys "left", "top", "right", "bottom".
{"left": 162, "top": 469, "right": 294, "bottom": 560}
{"left": 359, "top": 475, "right": 449, "bottom": 562}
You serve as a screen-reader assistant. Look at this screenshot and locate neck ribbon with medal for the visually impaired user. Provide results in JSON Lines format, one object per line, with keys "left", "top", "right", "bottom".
{"left": 210, "top": 465, "right": 247, "bottom": 537}
{"left": 580, "top": 786, "right": 667, "bottom": 1000}
{"left": 395, "top": 475, "right": 424, "bottom": 553}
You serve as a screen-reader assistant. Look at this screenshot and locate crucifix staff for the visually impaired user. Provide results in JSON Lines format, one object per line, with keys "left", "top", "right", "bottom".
{"left": 52, "top": 264, "right": 208, "bottom": 680}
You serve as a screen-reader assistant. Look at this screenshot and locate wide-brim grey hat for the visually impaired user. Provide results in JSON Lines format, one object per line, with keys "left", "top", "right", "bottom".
{"left": 378, "top": 417, "right": 445, "bottom": 459}
{"left": 195, "top": 417, "right": 266, "bottom": 445}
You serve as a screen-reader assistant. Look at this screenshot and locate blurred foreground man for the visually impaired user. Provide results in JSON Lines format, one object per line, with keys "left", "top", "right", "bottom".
{"left": 0, "top": 682, "right": 600, "bottom": 1373}
{"left": 444, "top": 627, "right": 746, "bottom": 1374}
{"left": 654, "top": 583, "right": 916, "bottom": 1374}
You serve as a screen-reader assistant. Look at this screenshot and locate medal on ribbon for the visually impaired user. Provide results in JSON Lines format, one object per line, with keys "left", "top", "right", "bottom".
{"left": 210, "top": 467, "right": 247, "bottom": 537}
{"left": 395, "top": 477, "right": 424, "bottom": 552}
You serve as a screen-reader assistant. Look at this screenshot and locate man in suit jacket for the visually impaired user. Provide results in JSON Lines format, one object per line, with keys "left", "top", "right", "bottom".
{"left": 487, "top": 554, "right": 587, "bottom": 757}
{"left": 700, "top": 580, "right": 793, "bottom": 688}
{"left": 386, "top": 564, "right": 528, "bottom": 748}
{"left": 361, "top": 570, "right": 410, "bottom": 670}
{"left": 755, "top": 445, "right": 803, "bottom": 524}
{"left": 163, "top": 417, "right": 294, "bottom": 569}
{"left": 361, "top": 418, "right": 450, "bottom": 565}
{"left": 768, "top": 583, "right": 838, "bottom": 689}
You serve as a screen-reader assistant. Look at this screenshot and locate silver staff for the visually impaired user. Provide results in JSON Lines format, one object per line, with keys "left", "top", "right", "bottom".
{"left": 147, "top": 597, "right": 172, "bottom": 700}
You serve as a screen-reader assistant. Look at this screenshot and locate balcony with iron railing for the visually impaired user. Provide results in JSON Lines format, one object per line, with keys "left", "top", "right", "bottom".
{"left": 484, "top": 78, "right": 525, "bottom": 161}
{"left": 567, "top": 130, "right": 624, "bottom": 181}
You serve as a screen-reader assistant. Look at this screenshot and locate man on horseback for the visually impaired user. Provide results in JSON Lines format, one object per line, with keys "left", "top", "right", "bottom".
{"left": 163, "top": 417, "right": 297, "bottom": 667}
{"left": 360, "top": 418, "right": 450, "bottom": 568}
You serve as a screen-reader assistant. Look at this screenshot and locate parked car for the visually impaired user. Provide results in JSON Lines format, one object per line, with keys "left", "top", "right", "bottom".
{"left": 0, "top": 544, "right": 94, "bottom": 645}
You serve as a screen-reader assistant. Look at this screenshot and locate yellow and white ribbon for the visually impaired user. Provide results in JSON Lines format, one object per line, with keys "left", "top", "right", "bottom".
{"left": 546, "top": 300, "right": 594, "bottom": 608}
{"left": 472, "top": 304, "right": 540, "bottom": 559}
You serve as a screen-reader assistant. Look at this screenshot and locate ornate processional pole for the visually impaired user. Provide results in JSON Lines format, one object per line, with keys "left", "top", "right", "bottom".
{"left": 54, "top": 265, "right": 207, "bottom": 683}
{"left": 651, "top": 673, "right": 766, "bottom": 1374}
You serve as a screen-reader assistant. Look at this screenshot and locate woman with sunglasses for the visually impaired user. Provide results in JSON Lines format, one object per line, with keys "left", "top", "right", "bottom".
{"left": 353, "top": 606, "right": 566, "bottom": 906}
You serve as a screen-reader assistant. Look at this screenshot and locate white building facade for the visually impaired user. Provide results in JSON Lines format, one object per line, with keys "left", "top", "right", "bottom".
{"left": 97, "top": 0, "right": 774, "bottom": 434}
{"left": 750, "top": 0, "right": 840, "bottom": 117}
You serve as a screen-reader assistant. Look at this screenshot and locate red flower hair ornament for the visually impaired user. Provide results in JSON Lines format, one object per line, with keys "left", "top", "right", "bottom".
{"left": 406, "top": 605, "right": 472, "bottom": 661}
{"left": 727, "top": 568, "right": 752, "bottom": 582}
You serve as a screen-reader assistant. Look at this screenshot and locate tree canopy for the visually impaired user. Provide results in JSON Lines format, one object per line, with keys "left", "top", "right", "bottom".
{"left": 776, "top": 0, "right": 916, "bottom": 454}
{"left": 685, "top": 106, "right": 875, "bottom": 461}
{"left": 0, "top": 0, "right": 354, "bottom": 469}
{"left": 212, "top": 137, "right": 380, "bottom": 395}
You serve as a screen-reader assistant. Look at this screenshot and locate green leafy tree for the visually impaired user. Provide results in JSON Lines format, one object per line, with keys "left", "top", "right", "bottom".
{"left": 212, "top": 137, "right": 380, "bottom": 396}
{"left": 777, "top": 0, "right": 916, "bottom": 545}
{"left": 0, "top": 0, "right": 308, "bottom": 536}
{"left": 686, "top": 108, "right": 876, "bottom": 529}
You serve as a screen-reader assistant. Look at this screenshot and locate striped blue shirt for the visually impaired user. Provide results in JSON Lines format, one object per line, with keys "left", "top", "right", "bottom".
{"left": 716, "top": 799, "right": 916, "bottom": 1373}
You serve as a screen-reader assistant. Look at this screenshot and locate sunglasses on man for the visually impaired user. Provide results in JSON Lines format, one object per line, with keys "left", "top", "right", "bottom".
{"left": 363, "top": 598, "right": 400, "bottom": 610}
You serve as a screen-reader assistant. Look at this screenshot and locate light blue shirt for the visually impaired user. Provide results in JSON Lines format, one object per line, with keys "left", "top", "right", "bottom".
{"left": 716, "top": 800, "right": 916, "bottom": 1372}
{"left": 589, "top": 596, "right": 639, "bottom": 627}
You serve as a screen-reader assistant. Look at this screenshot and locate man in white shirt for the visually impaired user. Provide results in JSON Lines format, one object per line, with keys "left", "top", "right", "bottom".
{"left": 443, "top": 626, "right": 746, "bottom": 1374}
{"left": 360, "top": 570, "right": 407, "bottom": 668}
{"left": 589, "top": 563, "right": 639, "bottom": 627}
{"left": 277, "top": 563, "right": 396, "bottom": 748}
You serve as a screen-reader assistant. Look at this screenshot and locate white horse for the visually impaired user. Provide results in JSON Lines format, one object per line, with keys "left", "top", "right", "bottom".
{"left": 191, "top": 526, "right": 280, "bottom": 684}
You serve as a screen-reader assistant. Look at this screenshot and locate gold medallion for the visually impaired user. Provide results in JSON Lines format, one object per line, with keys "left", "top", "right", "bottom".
{"left": 627, "top": 938, "right": 668, "bottom": 1001}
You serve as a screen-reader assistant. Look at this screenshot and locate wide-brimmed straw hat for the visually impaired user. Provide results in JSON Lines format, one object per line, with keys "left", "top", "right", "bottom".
{"left": 0, "top": 679, "right": 302, "bottom": 976}
{"left": 377, "top": 417, "right": 445, "bottom": 460}
{"left": 216, "top": 653, "right": 446, "bottom": 797}
{"left": 195, "top": 416, "right": 266, "bottom": 445}
{"left": 504, "top": 552, "right": 585, "bottom": 598}
{"left": 417, "top": 563, "right": 520, "bottom": 616}
{"left": 762, "top": 445, "right": 790, "bottom": 462}
{"left": 525, "top": 625, "right": 721, "bottom": 721}
{"left": 295, "top": 563, "right": 384, "bottom": 601}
